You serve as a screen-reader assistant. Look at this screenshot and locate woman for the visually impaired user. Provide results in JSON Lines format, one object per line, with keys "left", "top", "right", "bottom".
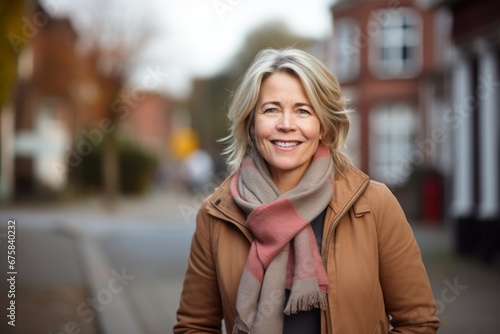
{"left": 174, "top": 48, "right": 440, "bottom": 334}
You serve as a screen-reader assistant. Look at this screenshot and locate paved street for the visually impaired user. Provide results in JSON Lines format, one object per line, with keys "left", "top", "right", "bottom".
{"left": 0, "top": 191, "right": 499, "bottom": 333}
{"left": 0, "top": 190, "right": 198, "bottom": 334}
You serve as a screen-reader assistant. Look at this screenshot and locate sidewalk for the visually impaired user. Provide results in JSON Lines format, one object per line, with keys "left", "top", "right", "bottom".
{"left": 0, "top": 226, "right": 99, "bottom": 334}
{"left": 413, "top": 223, "right": 500, "bottom": 333}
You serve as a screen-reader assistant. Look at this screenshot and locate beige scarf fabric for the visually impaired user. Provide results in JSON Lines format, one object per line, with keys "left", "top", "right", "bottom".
{"left": 230, "top": 145, "right": 334, "bottom": 334}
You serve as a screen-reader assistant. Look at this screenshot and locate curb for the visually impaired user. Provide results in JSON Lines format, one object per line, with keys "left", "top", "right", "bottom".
{"left": 56, "top": 223, "right": 145, "bottom": 334}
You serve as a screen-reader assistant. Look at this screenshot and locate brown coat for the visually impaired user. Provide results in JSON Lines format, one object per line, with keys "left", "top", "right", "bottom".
{"left": 174, "top": 166, "right": 440, "bottom": 333}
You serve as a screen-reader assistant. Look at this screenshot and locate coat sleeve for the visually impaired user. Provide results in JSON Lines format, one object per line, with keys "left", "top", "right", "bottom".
{"left": 173, "top": 202, "right": 223, "bottom": 333}
{"left": 374, "top": 183, "right": 440, "bottom": 333}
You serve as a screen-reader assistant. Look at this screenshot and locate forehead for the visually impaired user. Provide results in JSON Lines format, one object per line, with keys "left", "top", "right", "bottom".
{"left": 258, "top": 71, "right": 309, "bottom": 99}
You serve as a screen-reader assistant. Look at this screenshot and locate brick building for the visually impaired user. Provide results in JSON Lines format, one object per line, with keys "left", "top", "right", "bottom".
{"left": 12, "top": 3, "right": 78, "bottom": 197}
{"left": 433, "top": 0, "right": 500, "bottom": 261}
{"left": 328, "top": 0, "right": 451, "bottom": 219}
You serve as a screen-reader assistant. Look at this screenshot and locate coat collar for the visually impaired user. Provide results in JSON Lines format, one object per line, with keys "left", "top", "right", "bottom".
{"left": 205, "top": 165, "right": 370, "bottom": 239}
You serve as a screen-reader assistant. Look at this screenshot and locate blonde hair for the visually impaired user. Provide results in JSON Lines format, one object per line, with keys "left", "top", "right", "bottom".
{"left": 221, "top": 47, "right": 352, "bottom": 175}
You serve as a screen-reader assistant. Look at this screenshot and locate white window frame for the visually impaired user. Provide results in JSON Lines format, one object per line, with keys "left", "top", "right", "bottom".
{"left": 369, "top": 103, "right": 417, "bottom": 186}
{"left": 333, "top": 18, "right": 360, "bottom": 82}
{"left": 369, "top": 8, "right": 422, "bottom": 79}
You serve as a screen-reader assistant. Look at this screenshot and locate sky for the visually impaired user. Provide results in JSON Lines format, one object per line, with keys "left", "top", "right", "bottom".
{"left": 41, "top": 0, "right": 336, "bottom": 97}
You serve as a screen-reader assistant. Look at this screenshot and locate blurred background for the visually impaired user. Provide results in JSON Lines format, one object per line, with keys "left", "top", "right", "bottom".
{"left": 0, "top": 0, "right": 499, "bottom": 333}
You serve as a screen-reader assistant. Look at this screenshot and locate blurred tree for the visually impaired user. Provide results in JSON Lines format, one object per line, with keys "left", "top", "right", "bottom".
{"left": 79, "top": 134, "right": 157, "bottom": 195}
{"left": 230, "top": 21, "right": 316, "bottom": 73}
{"left": 72, "top": 0, "right": 158, "bottom": 208}
{"left": 190, "top": 21, "right": 315, "bottom": 166}
{"left": 0, "top": 0, "right": 29, "bottom": 201}
{"left": 0, "top": 0, "right": 29, "bottom": 110}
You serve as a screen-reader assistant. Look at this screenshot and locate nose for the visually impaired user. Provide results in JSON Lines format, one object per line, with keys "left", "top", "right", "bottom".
{"left": 276, "top": 111, "right": 296, "bottom": 132}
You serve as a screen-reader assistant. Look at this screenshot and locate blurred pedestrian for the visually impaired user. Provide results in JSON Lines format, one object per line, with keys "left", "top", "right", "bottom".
{"left": 174, "top": 48, "right": 440, "bottom": 333}
{"left": 181, "top": 148, "right": 215, "bottom": 193}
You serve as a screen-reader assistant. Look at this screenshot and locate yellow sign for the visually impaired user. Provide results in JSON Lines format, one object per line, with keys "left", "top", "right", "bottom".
{"left": 170, "top": 128, "right": 199, "bottom": 160}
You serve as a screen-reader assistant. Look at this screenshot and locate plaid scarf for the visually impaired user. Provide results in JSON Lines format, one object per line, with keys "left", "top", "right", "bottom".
{"left": 230, "top": 145, "right": 334, "bottom": 334}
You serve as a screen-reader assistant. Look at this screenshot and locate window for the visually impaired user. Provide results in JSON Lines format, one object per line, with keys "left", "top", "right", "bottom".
{"left": 369, "top": 8, "right": 421, "bottom": 78}
{"left": 370, "top": 103, "right": 417, "bottom": 185}
{"left": 333, "top": 18, "right": 359, "bottom": 82}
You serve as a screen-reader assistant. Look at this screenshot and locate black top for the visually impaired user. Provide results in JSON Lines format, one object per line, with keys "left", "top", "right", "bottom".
{"left": 283, "top": 209, "right": 326, "bottom": 334}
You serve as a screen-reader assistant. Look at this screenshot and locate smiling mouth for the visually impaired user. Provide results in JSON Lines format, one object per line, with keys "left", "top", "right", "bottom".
{"left": 272, "top": 141, "right": 300, "bottom": 148}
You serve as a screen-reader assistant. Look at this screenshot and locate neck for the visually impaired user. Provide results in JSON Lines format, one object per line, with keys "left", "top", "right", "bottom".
{"left": 274, "top": 177, "right": 298, "bottom": 193}
{"left": 270, "top": 167, "right": 308, "bottom": 193}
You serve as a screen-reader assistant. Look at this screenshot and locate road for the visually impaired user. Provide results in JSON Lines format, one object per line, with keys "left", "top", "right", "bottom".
{"left": 0, "top": 191, "right": 197, "bottom": 334}
{"left": 0, "top": 192, "right": 499, "bottom": 333}
{"left": 98, "top": 217, "right": 195, "bottom": 332}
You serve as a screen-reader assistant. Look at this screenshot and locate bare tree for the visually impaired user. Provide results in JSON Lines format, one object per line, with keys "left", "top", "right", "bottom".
{"left": 72, "top": 0, "right": 158, "bottom": 209}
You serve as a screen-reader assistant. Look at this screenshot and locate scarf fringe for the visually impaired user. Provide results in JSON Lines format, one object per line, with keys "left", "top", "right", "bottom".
{"left": 283, "top": 290, "right": 328, "bottom": 315}
{"left": 232, "top": 316, "right": 252, "bottom": 334}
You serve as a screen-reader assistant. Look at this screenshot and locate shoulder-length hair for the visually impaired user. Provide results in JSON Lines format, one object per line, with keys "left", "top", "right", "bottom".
{"left": 220, "top": 47, "right": 353, "bottom": 175}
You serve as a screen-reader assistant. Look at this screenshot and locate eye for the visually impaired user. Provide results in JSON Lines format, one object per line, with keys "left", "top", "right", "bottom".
{"left": 264, "top": 108, "right": 279, "bottom": 114}
{"left": 297, "top": 108, "right": 312, "bottom": 115}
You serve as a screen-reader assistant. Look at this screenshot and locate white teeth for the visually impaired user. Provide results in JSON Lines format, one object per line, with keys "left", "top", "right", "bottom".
{"left": 274, "top": 141, "right": 299, "bottom": 148}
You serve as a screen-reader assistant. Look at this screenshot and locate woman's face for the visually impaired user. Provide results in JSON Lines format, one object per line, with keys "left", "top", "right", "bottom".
{"left": 253, "top": 71, "right": 322, "bottom": 189}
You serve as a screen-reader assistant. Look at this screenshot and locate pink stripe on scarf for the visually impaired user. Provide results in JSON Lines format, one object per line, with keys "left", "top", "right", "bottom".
{"left": 245, "top": 198, "right": 307, "bottom": 280}
{"left": 248, "top": 199, "right": 307, "bottom": 262}
{"left": 313, "top": 144, "right": 331, "bottom": 159}
{"left": 246, "top": 245, "right": 264, "bottom": 282}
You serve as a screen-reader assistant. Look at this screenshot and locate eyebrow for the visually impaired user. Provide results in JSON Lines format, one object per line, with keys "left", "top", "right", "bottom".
{"left": 260, "top": 101, "right": 313, "bottom": 109}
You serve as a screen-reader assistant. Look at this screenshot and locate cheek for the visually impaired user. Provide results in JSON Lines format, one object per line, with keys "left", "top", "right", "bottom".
{"left": 253, "top": 118, "right": 272, "bottom": 140}
{"left": 305, "top": 122, "right": 322, "bottom": 139}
